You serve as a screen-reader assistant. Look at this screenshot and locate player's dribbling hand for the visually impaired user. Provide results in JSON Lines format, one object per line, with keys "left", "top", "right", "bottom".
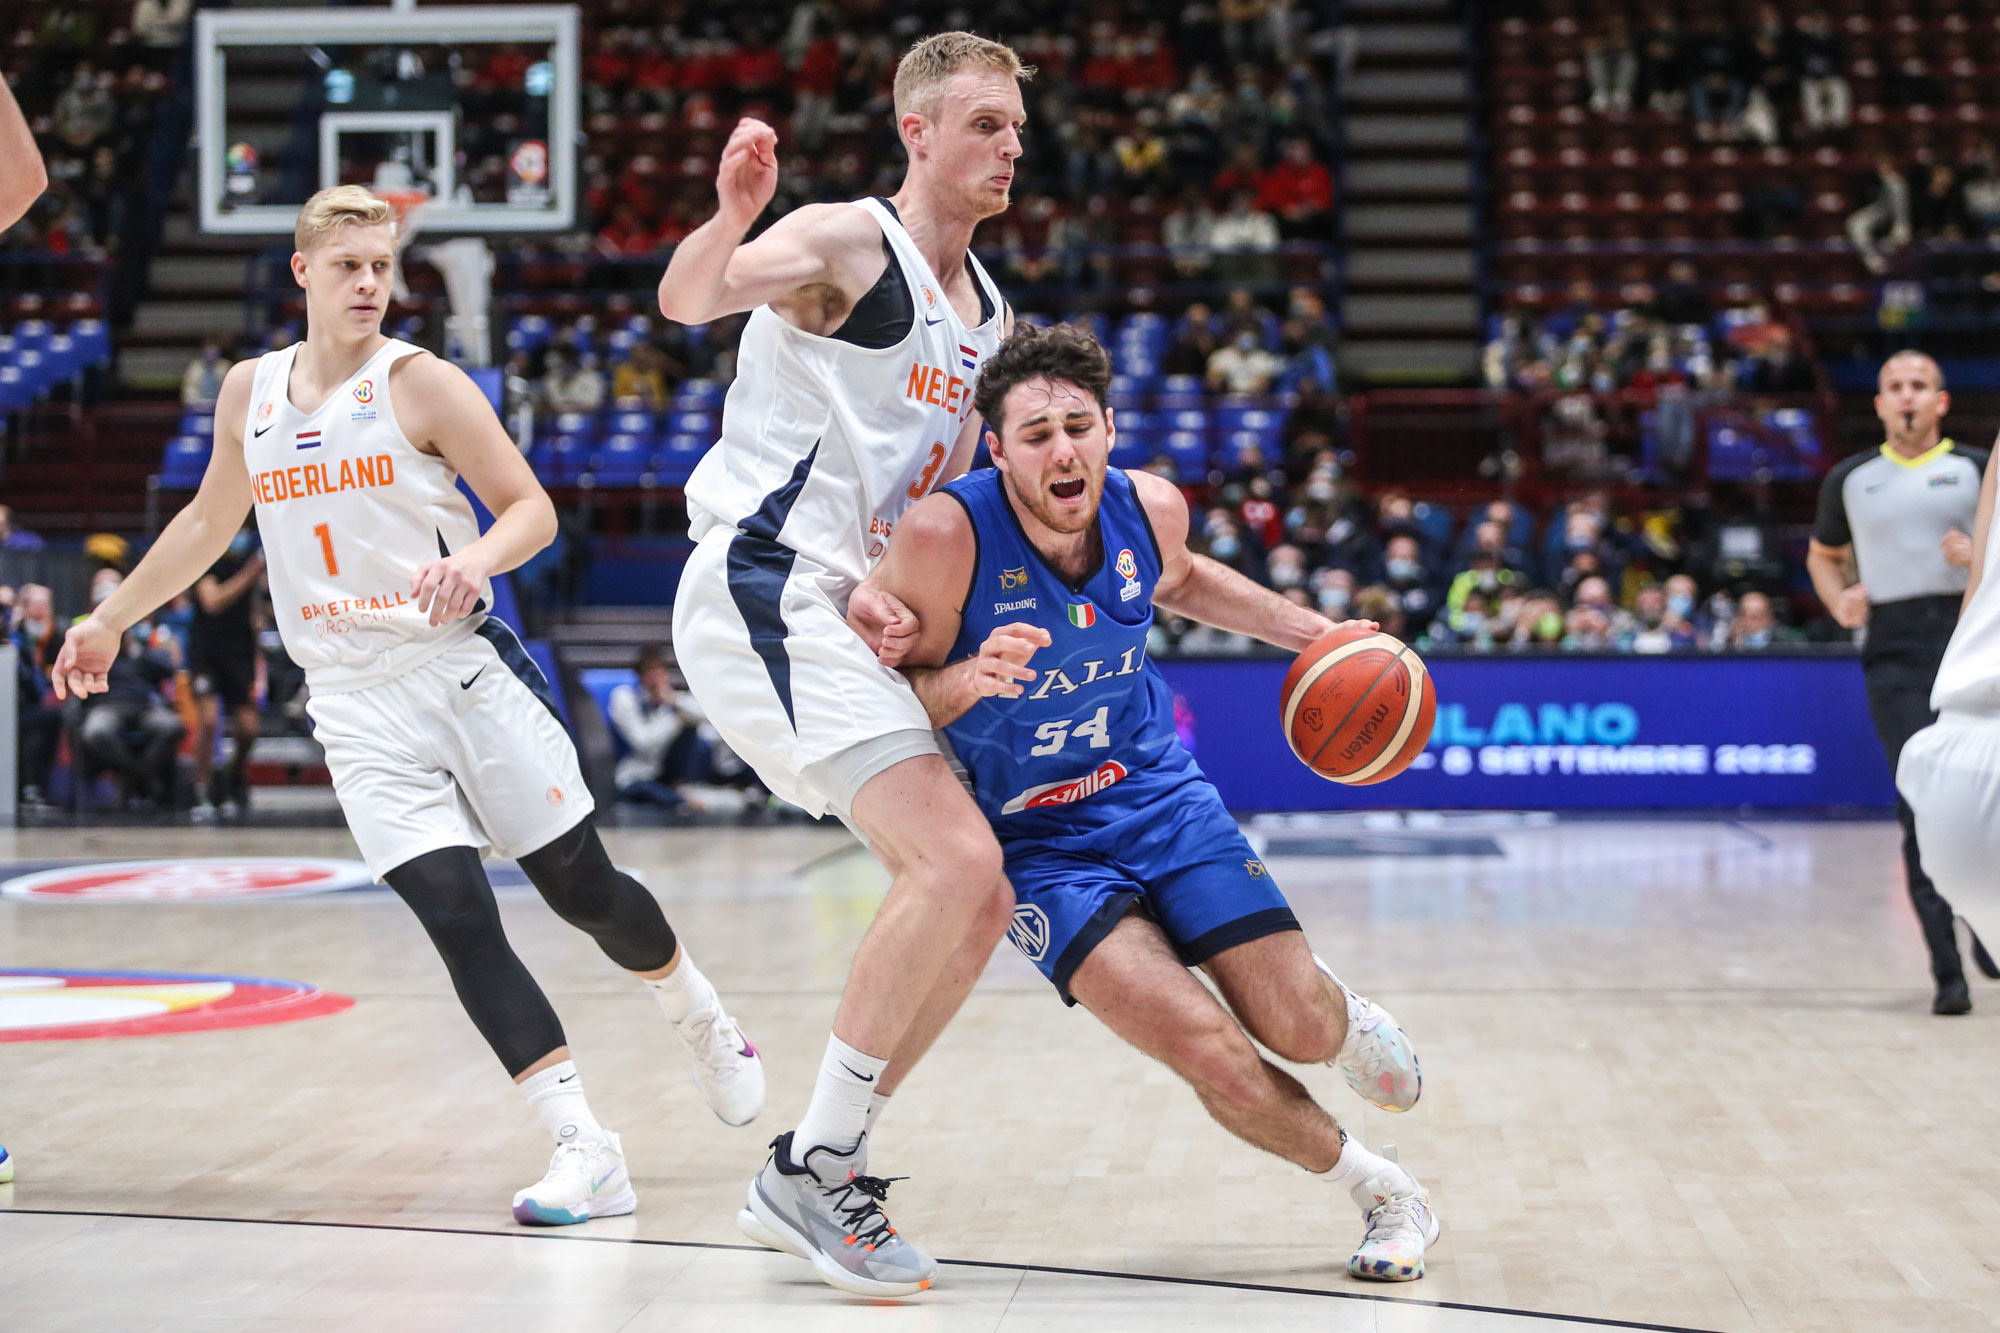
{"left": 849, "top": 585, "right": 920, "bottom": 667}
{"left": 975, "top": 623, "right": 1052, "bottom": 699}
{"left": 49, "top": 615, "right": 119, "bottom": 701}
{"left": 412, "top": 552, "right": 490, "bottom": 627}
{"left": 716, "top": 118, "right": 778, "bottom": 230}
{"left": 1833, "top": 583, "right": 1870, "bottom": 629}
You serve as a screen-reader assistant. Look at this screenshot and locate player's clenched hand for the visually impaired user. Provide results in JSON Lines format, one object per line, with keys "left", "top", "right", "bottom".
{"left": 1833, "top": 583, "right": 1870, "bottom": 629}
{"left": 50, "top": 615, "right": 119, "bottom": 701}
{"left": 412, "top": 552, "right": 490, "bottom": 627}
{"left": 849, "top": 584, "right": 920, "bottom": 667}
{"left": 974, "top": 622, "right": 1052, "bottom": 699}
{"left": 716, "top": 118, "right": 778, "bottom": 230}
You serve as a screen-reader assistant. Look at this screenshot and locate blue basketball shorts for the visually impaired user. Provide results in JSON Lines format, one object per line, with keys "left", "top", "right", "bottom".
{"left": 997, "top": 779, "right": 1299, "bottom": 1004}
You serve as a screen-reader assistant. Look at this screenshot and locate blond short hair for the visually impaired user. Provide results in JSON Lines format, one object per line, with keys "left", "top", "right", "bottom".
{"left": 1878, "top": 349, "right": 1946, "bottom": 391}
{"left": 295, "top": 185, "right": 398, "bottom": 254}
{"left": 892, "top": 31, "right": 1032, "bottom": 122}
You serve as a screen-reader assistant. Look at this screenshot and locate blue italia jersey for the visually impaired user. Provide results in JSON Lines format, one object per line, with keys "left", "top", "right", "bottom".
{"left": 938, "top": 468, "right": 1202, "bottom": 836}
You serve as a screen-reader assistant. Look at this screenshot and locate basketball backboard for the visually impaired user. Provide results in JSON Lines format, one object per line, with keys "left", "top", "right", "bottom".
{"left": 195, "top": 6, "right": 579, "bottom": 235}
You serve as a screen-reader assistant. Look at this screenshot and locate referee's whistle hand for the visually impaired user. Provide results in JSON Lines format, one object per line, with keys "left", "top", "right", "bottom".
{"left": 1833, "top": 585, "right": 1870, "bottom": 629}
{"left": 1943, "top": 529, "right": 1974, "bottom": 570}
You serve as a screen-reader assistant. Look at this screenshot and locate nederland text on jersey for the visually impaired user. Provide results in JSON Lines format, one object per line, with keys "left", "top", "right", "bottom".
{"left": 251, "top": 453, "right": 397, "bottom": 506}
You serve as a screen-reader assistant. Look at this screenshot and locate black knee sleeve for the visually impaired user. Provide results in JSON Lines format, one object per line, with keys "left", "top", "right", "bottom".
{"left": 385, "top": 845, "right": 566, "bottom": 1078}
{"left": 516, "top": 816, "right": 677, "bottom": 973}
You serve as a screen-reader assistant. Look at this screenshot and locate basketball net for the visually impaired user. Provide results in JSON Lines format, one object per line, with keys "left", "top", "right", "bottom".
{"left": 377, "top": 187, "right": 429, "bottom": 305}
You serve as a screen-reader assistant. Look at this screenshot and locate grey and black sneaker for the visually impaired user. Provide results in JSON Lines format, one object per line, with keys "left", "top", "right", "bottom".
{"left": 737, "top": 1131, "right": 936, "bottom": 1297}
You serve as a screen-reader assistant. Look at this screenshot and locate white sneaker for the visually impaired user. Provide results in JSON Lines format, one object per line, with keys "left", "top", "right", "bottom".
{"left": 1315, "top": 956, "right": 1421, "bottom": 1112}
{"left": 189, "top": 800, "right": 217, "bottom": 824}
{"left": 676, "top": 1004, "right": 765, "bottom": 1126}
{"left": 511, "top": 1131, "right": 636, "bottom": 1226}
{"left": 1346, "top": 1157, "right": 1440, "bottom": 1281}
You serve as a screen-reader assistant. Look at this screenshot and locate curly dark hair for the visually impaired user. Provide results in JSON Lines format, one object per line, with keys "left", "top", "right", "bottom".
{"left": 972, "top": 322, "right": 1114, "bottom": 436}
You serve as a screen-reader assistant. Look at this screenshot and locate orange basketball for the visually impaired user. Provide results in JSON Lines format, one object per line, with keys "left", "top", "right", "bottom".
{"left": 1279, "top": 627, "right": 1437, "bottom": 785}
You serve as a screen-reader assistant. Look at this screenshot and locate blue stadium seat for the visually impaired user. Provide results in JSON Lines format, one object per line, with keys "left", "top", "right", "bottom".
{"left": 527, "top": 435, "right": 586, "bottom": 485}
{"left": 1214, "top": 430, "right": 1277, "bottom": 470}
{"left": 1411, "top": 501, "right": 1455, "bottom": 549}
{"left": 0, "top": 365, "right": 27, "bottom": 412}
{"left": 12, "top": 319, "right": 50, "bottom": 353}
{"left": 1109, "top": 432, "right": 1152, "bottom": 470}
{"left": 551, "top": 412, "right": 599, "bottom": 446}
{"left": 1161, "top": 408, "right": 1210, "bottom": 436}
{"left": 180, "top": 412, "right": 215, "bottom": 438}
{"left": 578, "top": 668, "right": 639, "bottom": 763}
{"left": 507, "top": 314, "right": 553, "bottom": 353}
{"left": 667, "top": 410, "right": 715, "bottom": 438}
{"left": 1215, "top": 405, "right": 1282, "bottom": 436}
{"left": 655, "top": 433, "right": 710, "bottom": 485}
{"left": 39, "top": 333, "right": 79, "bottom": 380}
{"left": 1161, "top": 374, "right": 1203, "bottom": 396}
{"left": 591, "top": 434, "right": 656, "bottom": 487}
{"left": 159, "top": 435, "right": 211, "bottom": 489}
{"left": 1163, "top": 431, "right": 1209, "bottom": 480}
{"left": 674, "top": 378, "right": 725, "bottom": 407}
{"left": 609, "top": 410, "right": 657, "bottom": 439}
{"left": 606, "top": 328, "right": 639, "bottom": 360}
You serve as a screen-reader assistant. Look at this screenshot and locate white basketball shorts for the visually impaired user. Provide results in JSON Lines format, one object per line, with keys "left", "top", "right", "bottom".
{"left": 1898, "top": 709, "right": 2000, "bottom": 944}
{"left": 307, "top": 618, "right": 593, "bottom": 879}
{"left": 673, "top": 527, "right": 936, "bottom": 820}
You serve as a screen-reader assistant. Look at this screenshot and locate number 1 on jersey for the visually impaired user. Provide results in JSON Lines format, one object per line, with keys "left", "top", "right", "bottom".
{"left": 312, "top": 523, "right": 340, "bottom": 577}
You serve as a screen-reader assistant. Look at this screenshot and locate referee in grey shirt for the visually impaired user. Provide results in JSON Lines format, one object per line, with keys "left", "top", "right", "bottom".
{"left": 1809, "top": 350, "right": 1993, "bottom": 1014}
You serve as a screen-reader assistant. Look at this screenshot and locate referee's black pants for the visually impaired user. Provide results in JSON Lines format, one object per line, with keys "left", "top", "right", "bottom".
{"left": 1863, "top": 596, "right": 1964, "bottom": 986}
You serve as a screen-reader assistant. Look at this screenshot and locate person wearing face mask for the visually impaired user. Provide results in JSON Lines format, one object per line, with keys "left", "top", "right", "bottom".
{"left": 1205, "top": 322, "right": 1284, "bottom": 395}
{"left": 187, "top": 525, "right": 267, "bottom": 821}
{"left": 1378, "top": 533, "right": 1440, "bottom": 635}
{"left": 12, "top": 583, "right": 61, "bottom": 809}
{"left": 70, "top": 610, "right": 186, "bottom": 811}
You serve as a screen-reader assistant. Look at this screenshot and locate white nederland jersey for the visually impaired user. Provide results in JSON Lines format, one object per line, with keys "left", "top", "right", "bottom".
{"left": 242, "top": 338, "right": 491, "bottom": 694}
{"left": 684, "top": 196, "right": 1005, "bottom": 585}
{"left": 1934, "top": 515, "right": 2000, "bottom": 713}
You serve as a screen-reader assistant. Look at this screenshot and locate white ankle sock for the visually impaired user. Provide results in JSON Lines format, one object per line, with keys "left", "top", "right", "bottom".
{"left": 643, "top": 951, "right": 718, "bottom": 1024}
{"left": 793, "top": 1034, "right": 887, "bottom": 1156}
{"left": 1319, "top": 1132, "right": 1400, "bottom": 1210}
{"left": 864, "top": 1090, "right": 891, "bottom": 1137}
{"left": 519, "top": 1061, "right": 606, "bottom": 1146}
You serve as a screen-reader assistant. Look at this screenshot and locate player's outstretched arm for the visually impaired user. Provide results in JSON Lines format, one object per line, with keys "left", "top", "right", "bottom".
{"left": 855, "top": 493, "right": 1046, "bottom": 726}
{"left": 656, "top": 118, "right": 876, "bottom": 329}
{"left": 52, "top": 363, "right": 257, "bottom": 699}
{"left": 1962, "top": 442, "right": 1998, "bottom": 615}
{"left": 0, "top": 76, "right": 47, "bottom": 231}
{"left": 392, "top": 353, "right": 558, "bottom": 626}
{"left": 1133, "top": 469, "right": 1372, "bottom": 652}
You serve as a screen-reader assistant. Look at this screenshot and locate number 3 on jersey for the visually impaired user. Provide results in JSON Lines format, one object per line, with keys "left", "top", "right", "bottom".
{"left": 312, "top": 523, "right": 340, "bottom": 577}
{"left": 907, "top": 442, "right": 947, "bottom": 500}
{"left": 1030, "top": 706, "right": 1111, "bottom": 757}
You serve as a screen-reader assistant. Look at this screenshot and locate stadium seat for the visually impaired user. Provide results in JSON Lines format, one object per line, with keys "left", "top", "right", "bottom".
{"left": 180, "top": 412, "right": 215, "bottom": 438}
{"left": 1163, "top": 430, "right": 1209, "bottom": 481}
{"left": 159, "top": 435, "right": 211, "bottom": 489}
{"left": 528, "top": 435, "right": 586, "bottom": 485}
{"left": 654, "top": 433, "right": 710, "bottom": 486}
{"left": 674, "top": 378, "right": 725, "bottom": 408}
{"left": 668, "top": 410, "right": 715, "bottom": 438}
{"left": 590, "top": 434, "right": 656, "bottom": 487}
{"left": 1109, "top": 432, "right": 1153, "bottom": 470}
{"left": 610, "top": 410, "right": 657, "bottom": 439}
{"left": 551, "top": 412, "right": 599, "bottom": 446}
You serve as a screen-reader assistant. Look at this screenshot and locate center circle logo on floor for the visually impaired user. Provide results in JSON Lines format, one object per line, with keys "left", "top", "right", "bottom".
{"left": 0, "top": 969, "right": 354, "bottom": 1043}
{"left": 0, "top": 858, "right": 374, "bottom": 902}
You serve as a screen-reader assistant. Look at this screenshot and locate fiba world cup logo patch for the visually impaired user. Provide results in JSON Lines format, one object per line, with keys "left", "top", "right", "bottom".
{"left": 353, "top": 379, "right": 374, "bottom": 404}
{"left": 1007, "top": 903, "right": 1051, "bottom": 961}
{"left": 1116, "top": 549, "right": 1137, "bottom": 579}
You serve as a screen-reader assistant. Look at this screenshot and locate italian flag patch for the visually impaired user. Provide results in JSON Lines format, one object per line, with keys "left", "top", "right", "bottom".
{"left": 1067, "top": 603, "right": 1096, "bottom": 628}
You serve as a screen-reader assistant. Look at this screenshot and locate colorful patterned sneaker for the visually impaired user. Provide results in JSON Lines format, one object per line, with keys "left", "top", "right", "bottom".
{"left": 511, "top": 1131, "right": 636, "bottom": 1226}
{"left": 0, "top": 1143, "right": 13, "bottom": 1184}
{"left": 737, "top": 1131, "right": 936, "bottom": 1298}
{"left": 676, "top": 1003, "right": 765, "bottom": 1126}
{"left": 1315, "top": 956, "right": 1421, "bottom": 1112}
{"left": 1346, "top": 1160, "right": 1440, "bottom": 1282}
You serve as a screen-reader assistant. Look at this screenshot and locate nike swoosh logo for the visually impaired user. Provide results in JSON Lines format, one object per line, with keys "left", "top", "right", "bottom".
{"left": 558, "top": 1072, "right": 576, "bottom": 1083}
{"left": 591, "top": 1171, "right": 614, "bottom": 1190}
{"left": 924, "top": 314, "right": 945, "bottom": 326}
{"left": 252, "top": 422, "right": 275, "bottom": 438}
{"left": 461, "top": 667, "right": 486, "bottom": 689}
{"left": 838, "top": 1063, "right": 875, "bottom": 1083}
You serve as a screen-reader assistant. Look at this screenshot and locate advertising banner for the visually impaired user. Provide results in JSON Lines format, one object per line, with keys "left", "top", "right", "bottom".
{"left": 1157, "top": 653, "right": 1896, "bottom": 811}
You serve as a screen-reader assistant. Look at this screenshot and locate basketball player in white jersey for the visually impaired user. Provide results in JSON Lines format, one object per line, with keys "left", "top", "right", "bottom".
{"left": 0, "top": 63, "right": 43, "bottom": 1191}
{"left": 1899, "top": 430, "right": 2000, "bottom": 974}
{"left": 657, "top": 33, "right": 1025, "bottom": 1296}
{"left": 52, "top": 186, "right": 764, "bottom": 1226}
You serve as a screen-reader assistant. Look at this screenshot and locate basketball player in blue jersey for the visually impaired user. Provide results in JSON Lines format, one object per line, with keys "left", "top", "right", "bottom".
{"left": 660, "top": 33, "right": 1029, "bottom": 1296}
{"left": 53, "top": 186, "right": 762, "bottom": 1228}
{"left": 858, "top": 323, "right": 1442, "bottom": 1281}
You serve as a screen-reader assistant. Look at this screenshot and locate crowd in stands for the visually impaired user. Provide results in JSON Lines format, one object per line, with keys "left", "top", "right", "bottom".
{"left": 0, "top": 0, "right": 187, "bottom": 255}
{"left": 6, "top": 514, "right": 288, "bottom": 817}
{"left": 1158, "top": 448, "right": 1819, "bottom": 656}
{"left": 573, "top": 1, "right": 1345, "bottom": 276}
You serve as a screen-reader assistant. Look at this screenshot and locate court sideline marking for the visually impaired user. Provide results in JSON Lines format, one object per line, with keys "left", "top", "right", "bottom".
{"left": 1, "top": 1206, "right": 1729, "bottom": 1332}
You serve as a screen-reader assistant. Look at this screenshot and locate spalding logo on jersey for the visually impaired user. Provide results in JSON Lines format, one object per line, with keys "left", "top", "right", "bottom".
{"left": 999, "top": 759, "right": 1128, "bottom": 814}
{"left": 1007, "top": 903, "right": 1051, "bottom": 961}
